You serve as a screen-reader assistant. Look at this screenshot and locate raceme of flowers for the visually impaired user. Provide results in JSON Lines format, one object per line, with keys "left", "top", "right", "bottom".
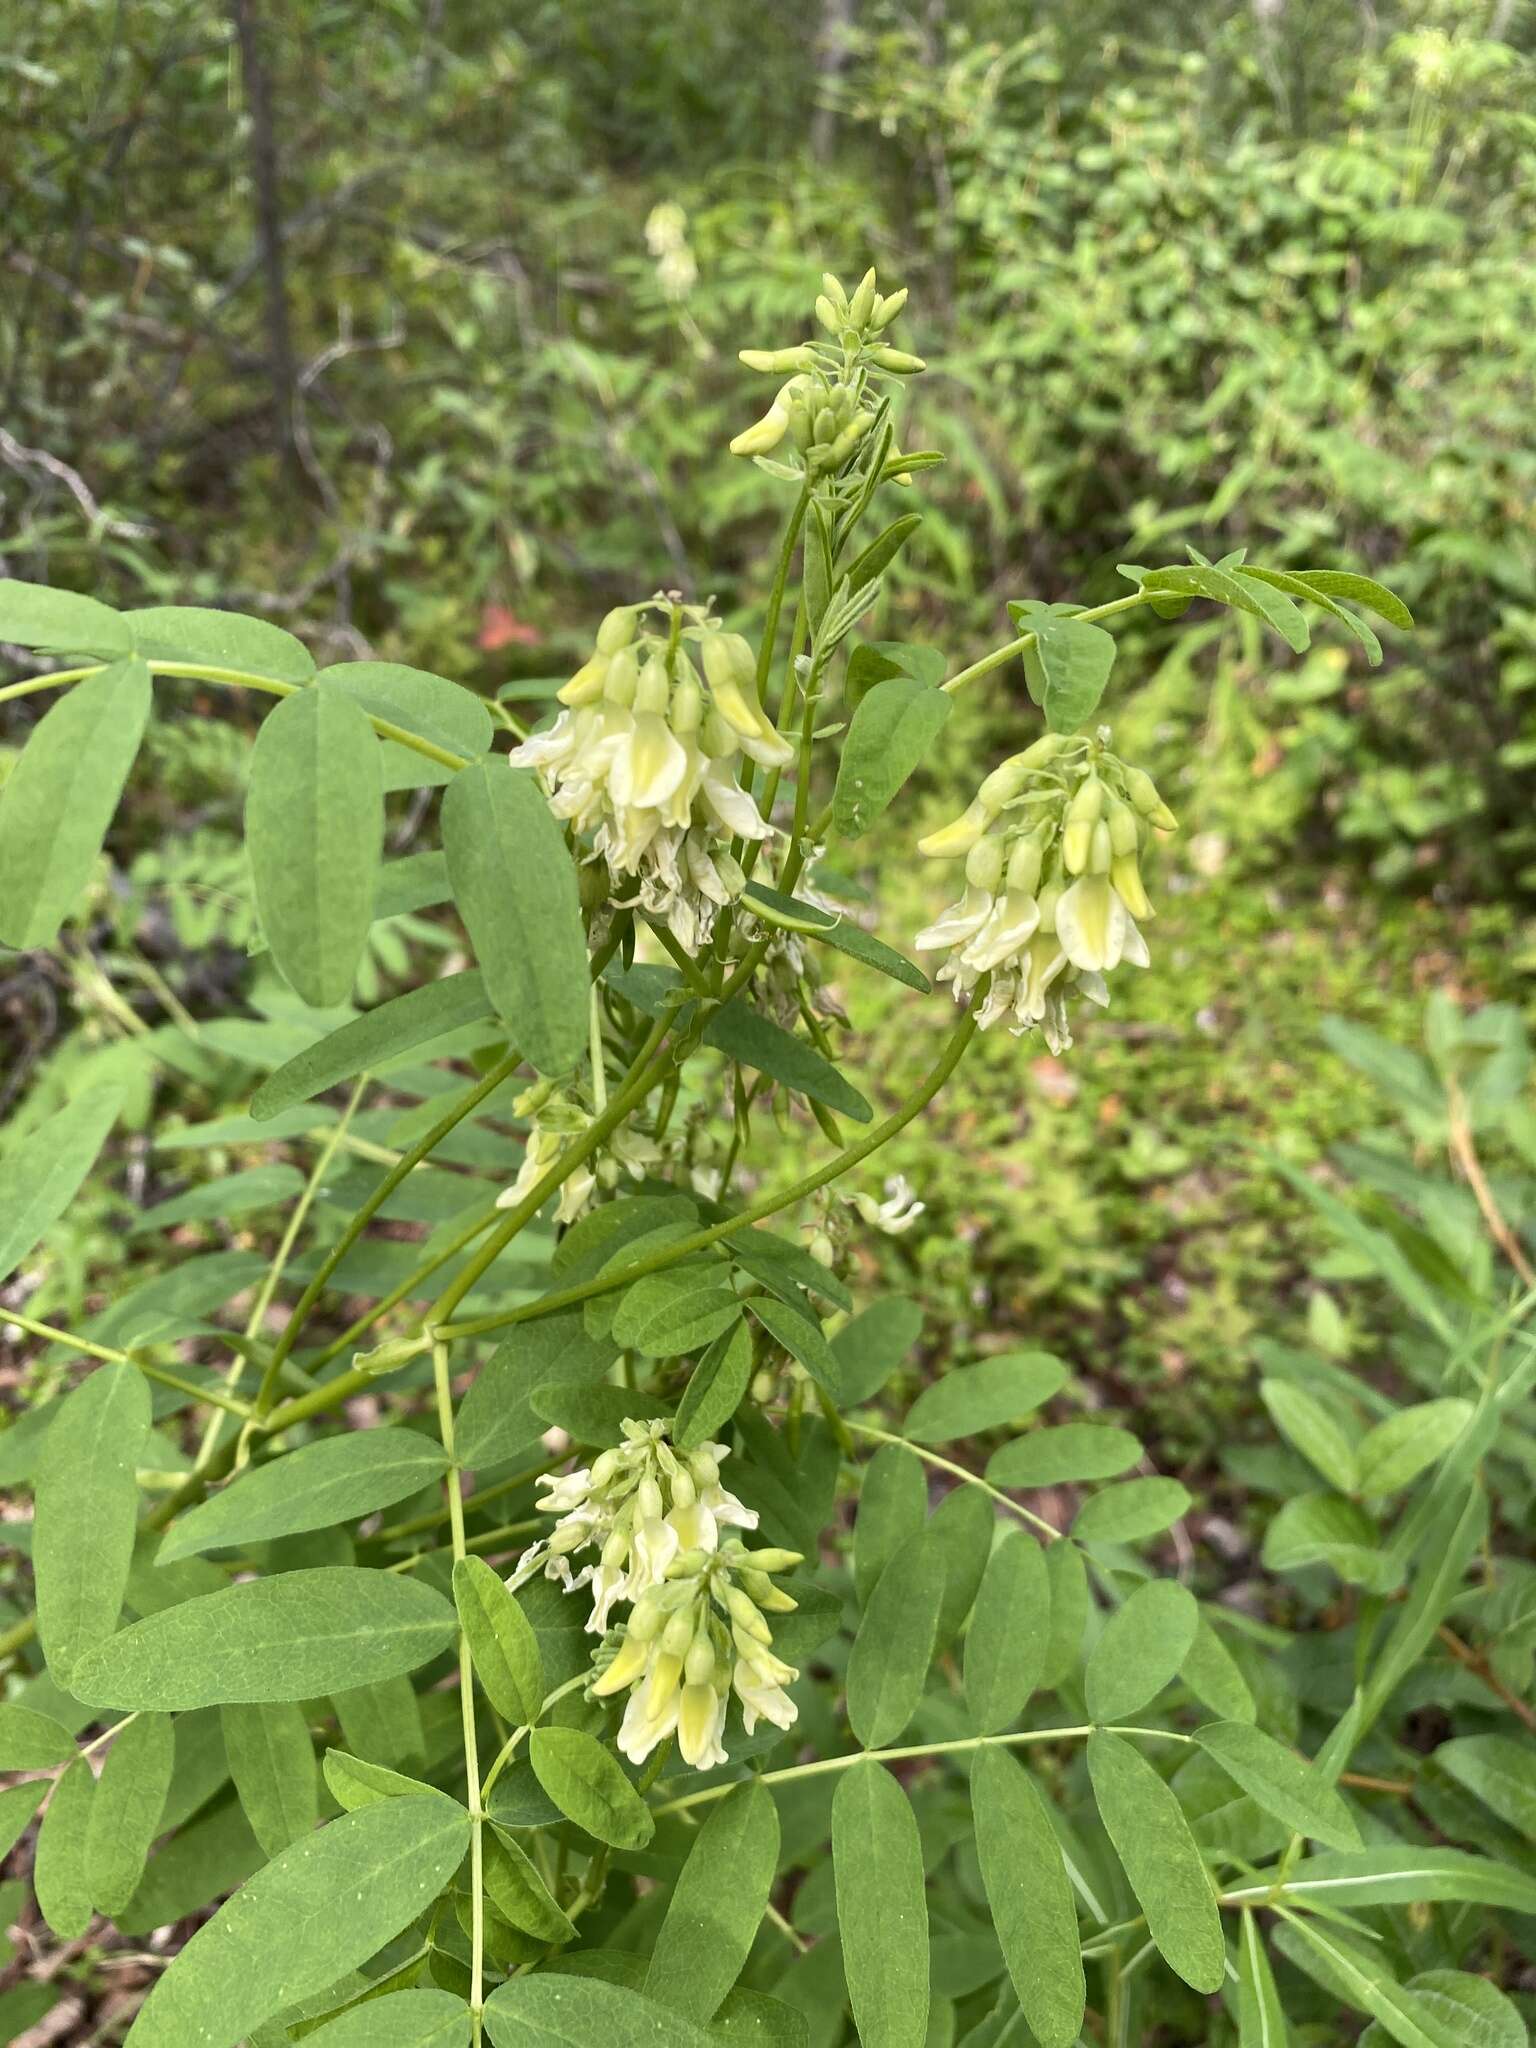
{"left": 495, "top": 1079, "right": 658, "bottom": 1226}
{"left": 508, "top": 1418, "right": 803, "bottom": 1769}
{"left": 914, "top": 729, "right": 1179, "bottom": 1050}
{"left": 508, "top": 598, "right": 791, "bottom": 954}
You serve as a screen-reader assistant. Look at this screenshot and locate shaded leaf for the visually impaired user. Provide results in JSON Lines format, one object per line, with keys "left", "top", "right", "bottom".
{"left": 831, "top": 1760, "right": 929, "bottom": 2048}
{"left": 646, "top": 1781, "right": 780, "bottom": 2020}
{"left": 159, "top": 1432, "right": 449, "bottom": 1563}
{"left": 34, "top": 1361, "right": 150, "bottom": 1683}
{"left": 1085, "top": 1580, "right": 1197, "bottom": 1724}
{"left": 964, "top": 1533, "right": 1050, "bottom": 1735}
{"left": 832, "top": 675, "right": 952, "bottom": 838}
{"left": 1087, "top": 1730, "right": 1223, "bottom": 1993}
{"left": 1195, "top": 1722, "right": 1361, "bottom": 1852}
{"left": 973, "top": 1747, "right": 1084, "bottom": 2048}
{"left": 252, "top": 973, "right": 497, "bottom": 1119}
{"left": 528, "top": 1726, "right": 653, "bottom": 1849}
{"left": 454, "top": 1558, "right": 544, "bottom": 1728}
{"left": 221, "top": 1701, "right": 320, "bottom": 1856}
{"left": 0, "top": 1085, "right": 125, "bottom": 1284}
{"left": 86, "top": 1711, "right": 175, "bottom": 1916}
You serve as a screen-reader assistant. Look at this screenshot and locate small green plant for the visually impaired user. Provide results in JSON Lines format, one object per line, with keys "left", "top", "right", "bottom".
{"left": 2, "top": 270, "right": 1523, "bottom": 2048}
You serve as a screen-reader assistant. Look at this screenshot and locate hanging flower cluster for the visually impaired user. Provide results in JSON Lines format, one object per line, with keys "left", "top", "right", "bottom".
{"left": 495, "top": 1080, "right": 658, "bottom": 1225}
{"left": 509, "top": 599, "right": 791, "bottom": 954}
{"left": 914, "top": 730, "right": 1178, "bottom": 1051}
{"left": 509, "top": 1419, "right": 802, "bottom": 1769}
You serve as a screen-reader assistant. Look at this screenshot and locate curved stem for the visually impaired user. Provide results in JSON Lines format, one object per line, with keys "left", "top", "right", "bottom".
{"left": 940, "top": 591, "right": 1153, "bottom": 696}
{"left": 843, "top": 1420, "right": 1060, "bottom": 1543}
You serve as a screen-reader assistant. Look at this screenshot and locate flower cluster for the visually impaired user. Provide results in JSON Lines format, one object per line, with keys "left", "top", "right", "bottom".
{"left": 730, "top": 267, "right": 924, "bottom": 474}
{"left": 509, "top": 1419, "right": 802, "bottom": 1769}
{"left": 495, "top": 1080, "right": 657, "bottom": 1226}
{"left": 509, "top": 598, "right": 791, "bottom": 954}
{"left": 914, "top": 730, "right": 1178, "bottom": 1051}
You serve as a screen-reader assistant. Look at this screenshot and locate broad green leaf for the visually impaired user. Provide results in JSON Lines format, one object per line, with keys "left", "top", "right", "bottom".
{"left": 1274, "top": 1920, "right": 1462, "bottom": 2048}
{"left": 1139, "top": 565, "right": 1310, "bottom": 651}
{"left": 739, "top": 880, "right": 930, "bottom": 990}
{"left": 130, "top": 1164, "right": 305, "bottom": 1234}
{"left": 0, "top": 1084, "right": 125, "bottom": 1284}
{"left": 1240, "top": 568, "right": 1382, "bottom": 664}
{"left": 1238, "top": 1911, "right": 1290, "bottom": 2048}
{"left": 123, "top": 1795, "right": 470, "bottom": 2048}
{"left": 831, "top": 1760, "right": 929, "bottom": 2048}
{"left": 704, "top": 1002, "right": 873, "bottom": 1122}
{"left": 610, "top": 1271, "right": 743, "bottom": 1359}
{"left": 846, "top": 1527, "right": 945, "bottom": 1746}
{"left": 318, "top": 660, "right": 493, "bottom": 786}
{"left": 1073, "top": 1477, "right": 1190, "bottom": 1545}
{"left": 1356, "top": 1399, "right": 1472, "bottom": 1498}
{"left": 1359, "top": 1973, "right": 1523, "bottom": 2048}
{"left": 221, "top": 1701, "right": 320, "bottom": 1855}
{"left": 456, "top": 1309, "right": 616, "bottom": 1470}
{"left": 251, "top": 972, "right": 497, "bottom": 1118}
{"left": 988, "top": 1423, "right": 1140, "bottom": 1489}
{"left": 831, "top": 1296, "right": 924, "bottom": 1406}
{"left": 1270, "top": 1846, "right": 1536, "bottom": 1916}
{"left": 927, "top": 1481, "right": 995, "bottom": 1650}
{"left": 127, "top": 605, "right": 316, "bottom": 682}
{"left": 645, "top": 1780, "right": 780, "bottom": 2020}
{"left": 528, "top": 1726, "right": 653, "bottom": 1849}
{"left": 303, "top": 1991, "right": 473, "bottom": 2047}
{"left": 375, "top": 849, "right": 453, "bottom": 920}
{"left": 748, "top": 1296, "right": 845, "bottom": 1398}
{"left": 675, "top": 1322, "right": 754, "bottom": 1450}
{"left": 1262, "top": 1494, "right": 1395, "bottom": 1590}
{"left": 0, "top": 578, "right": 130, "bottom": 657}
{"left": 1259, "top": 1381, "right": 1359, "bottom": 1493}
{"left": 34, "top": 1757, "right": 96, "bottom": 1938}
{"left": 1181, "top": 1617, "right": 1256, "bottom": 1724}
{"left": 1435, "top": 1734, "right": 1536, "bottom": 1840}
{"left": 442, "top": 762, "right": 589, "bottom": 1076}
{"left": 0, "top": 1702, "right": 75, "bottom": 1769}
{"left": 964, "top": 1532, "right": 1050, "bottom": 1735}
{"left": 726, "top": 1224, "right": 852, "bottom": 1313}
{"left": 484, "top": 1825, "right": 577, "bottom": 1943}
{"left": 529, "top": 1382, "right": 671, "bottom": 1444}
{"left": 453, "top": 1557, "right": 544, "bottom": 1727}
{"left": 247, "top": 685, "right": 383, "bottom": 1007}
{"left": 85, "top": 1711, "right": 174, "bottom": 1915}
{"left": 158, "top": 1431, "right": 450, "bottom": 1562}
{"left": 1086, "top": 1730, "right": 1223, "bottom": 1993}
{"left": 0, "top": 654, "right": 153, "bottom": 947}
{"left": 0, "top": 1783, "right": 44, "bottom": 1864}
{"left": 854, "top": 1442, "right": 927, "bottom": 1606}
{"left": 322, "top": 1749, "right": 442, "bottom": 1813}
{"left": 1284, "top": 571, "right": 1413, "bottom": 630}
{"left": 34, "top": 1361, "right": 150, "bottom": 1682}
{"left": 832, "top": 674, "right": 952, "bottom": 838}
{"left": 1085, "top": 1580, "right": 1197, "bottom": 1723}
{"left": 906, "top": 1352, "right": 1067, "bottom": 1445}
{"left": 1037, "top": 1538, "right": 1089, "bottom": 1691}
{"left": 485, "top": 1976, "right": 715, "bottom": 2048}
{"left": 1010, "top": 602, "right": 1117, "bottom": 733}
{"left": 71, "top": 1568, "right": 457, "bottom": 1709}
{"left": 972, "top": 1747, "right": 1084, "bottom": 2048}
{"left": 332, "top": 1677, "right": 423, "bottom": 1770}
{"left": 1195, "top": 1723, "right": 1361, "bottom": 1852}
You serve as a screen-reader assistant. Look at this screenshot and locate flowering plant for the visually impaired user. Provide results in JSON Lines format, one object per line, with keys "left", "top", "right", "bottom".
{"left": 6, "top": 271, "right": 1521, "bottom": 2048}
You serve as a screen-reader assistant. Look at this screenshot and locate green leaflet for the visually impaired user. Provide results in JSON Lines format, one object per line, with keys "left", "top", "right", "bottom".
{"left": 0, "top": 654, "right": 153, "bottom": 947}
{"left": 964, "top": 1531, "right": 1050, "bottom": 1735}
{"left": 528, "top": 1726, "right": 654, "bottom": 1849}
{"left": 832, "top": 673, "right": 952, "bottom": 838}
{"left": 1182, "top": 1617, "right": 1256, "bottom": 1724}
{"left": 1356, "top": 1399, "right": 1473, "bottom": 1498}
{"left": 1252, "top": 1846, "right": 1536, "bottom": 1917}
{"left": 988, "top": 1422, "right": 1141, "bottom": 1488}
{"left": 704, "top": 1000, "right": 873, "bottom": 1123}
{"left": 484, "top": 1825, "right": 577, "bottom": 1943}
{"left": 748, "top": 1295, "right": 845, "bottom": 1399}
{"left": 853, "top": 1441, "right": 928, "bottom": 1606}
{"left": 126, "top": 604, "right": 316, "bottom": 682}
{"left": 221, "top": 1701, "right": 321, "bottom": 1856}
{"left": 1259, "top": 1380, "right": 1359, "bottom": 1493}
{"left": 1357, "top": 1972, "right": 1524, "bottom": 2048}
{"left": 645, "top": 1780, "right": 780, "bottom": 2020}
{"left": 0, "top": 577, "right": 131, "bottom": 657}
{"left": 85, "top": 1711, "right": 175, "bottom": 1916}
{"left": 158, "top": 1430, "right": 450, "bottom": 1562}
{"left": 246, "top": 684, "right": 383, "bottom": 1007}
{"left": 0, "top": 1784, "right": 45, "bottom": 1865}
{"left": 441, "top": 761, "right": 589, "bottom": 1077}
{"left": 317, "top": 660, "right": 493, "bottom": 787}
{"left": 374, "top": 849, "right": 453, "bottom": 920}
{"left": 1136, "top": 564, "right": 1311, "bottom": 651}
{"left": 529, "top": 1382, "right": 672, "bottom": 1444}
{"left": 832, "top": 1295, "right": 924, "bottom": 1406}
{"left": 675, "top": 1321, "right": 755, "bottom": 1449}
{"left": 1009, "top": 601, "right": 1118, "bottom": 734}
{"left": 905, "top": 1351, "right": 1067, "bottom": 1445}
{"left": 34, "top": 1757, "right": 97, "bottom": 1939}
{"left": 1084, "top": 1580, "right": 1198, "bottom": 1723}
{"left": 323, "top": 1749, "right": 443, "bottom": 1812}
{"left": 926, "top": 1481, "right": 994, "bottom": 1650}
{"left": 485, "top": 1975, "right": 716, "bottom": 2048}
{"left": 831, "top": 1760, "right": 930, "bottom": 2048}
{"left": 739, "top": 879, "right": 930, "bottom": 991}
{"left": 1274, "top": 1919, "right": 1470, "bottom": 2048}
{"left": 1086, "top": 1730, "right": 1224, "bottom": 1994}
{"left": 610, "top": 1270, "right": 743, "bottom": 1358}
{"left": 1434, "top": 1733, "right": 1536, "bottom": 1840}
{"left": 1073, "top": 1476, "right": 1191, "bottom": 1545}
{"left": 972, "top": 1747, "right": 1085, "bottom": 2048}
{"left": 34, "top": 1361, "right": 150, "bottom": 1683}
{"left": 71, "top": 1568, "right": 457, "bottom": 1710}
{"left": 130, "top": 1163, "right": 306, "bottom": 1234}
{"left": 251, "top": 971, "right": 498, "bottom": 1118}
{"left": 332, "top": 1676, "right": 424, "bottom": 1770}
{"left": 1262, "top": 1493, "right": 1396, "bottom": 1592}
{"left": 456, "top": 1309, "right": 615, "bottom": 1470}
{"left": 0, "top": 1083, "right": 125, "bottom": 1286}
{"left": 846, "top": 1526, "right": 944, "bottom": 1746}
{"left": 1037, "top": 1537, "right": 1089, "bottom": 1692}
{"left": 302, "top": 1991, "right": 473, "bottom": 2047}
{"left": 123, "top": 1796, "right": 470, "bottom": 2048}
{"left": 1238, "top": 1911, "right": 1290, "bottom": 2048}
{"left": 1194, "top": 1722, "right": 1361, "bottom": 1853}
{"left": 0, "top": 1701, "right": 76, "bottom": 1769}
{"left": 453, "top": 1557, "right": 544, "bottom": 1727}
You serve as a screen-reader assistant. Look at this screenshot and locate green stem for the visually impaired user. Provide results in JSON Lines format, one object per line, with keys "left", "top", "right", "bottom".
{"left": 369, "top": 1457, "right": 558, "bottom": 1546}
{"left": 436, "top": 1003, "right": 978, "bottom": 1344}
{"left": 940, "top": 592, "right": 1153, "bottom": 696}
{"left": 842, "top": 1421, "right": 1060, "bottom": 1542}
{"left": 432, "top": 1340, "right": 485, "bottom": 2040}
{"left": 0, "top": 1312, "right": 256, "bottom": 1418}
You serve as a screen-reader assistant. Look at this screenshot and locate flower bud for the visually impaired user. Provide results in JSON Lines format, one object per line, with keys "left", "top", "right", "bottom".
{"left": 739, "top": 346, "right": 816, "bottom": 373}
{"left": 1123, "top": 764, "right": 1177, "bottom": 829}
{"left": 871, "top": 286, "right": 908, "bottom": 329}
{"left": 814, "top": 294, "right": 841, "bottom": 335}
{"left": 724, "top": 1585, "right": 771, "bottom": 1642}
{"left": 1006, "top": 831, "right": 1044, "bottom": 897}
{"left": 589, "top": 1448, "right": 622, "bottom": 1489}
{"left": 628, "top": 1591, "right": 665, "bottom": 1641}
{"left": 687, "top": 1447, "right": 720, "bottom": 1488}
{"left": 634, "top": 654, "right": 671, "bottom": 717}
{"left": 601, "top": 1527, "right": 629, "bottom": 1570}
{"left": 814, "top": 405, "right": 837, "bottom": 444}
{"left": 662, "top": 1607, "right": 696, "bottom": 1658}
{"left": 700, "top": 631, "right": 756, "bottom": 696}
{"left": 746, "top": 1547, "right": 803, "bottom": 1573}
{"left": 730, "top": 399, "right": 790, "bottom": 457}
{"left": 1062, "top": 777, "right": 1105, "bottom": 874}
{"left": 978, "top": 757, "right": 1033, "bottom": 809}
{"left": 869, "top": 346, "right": 926, "bottom": 374}
{"left": 602, "top": 643, "right": 640, "bottom": 708}
{"left": 821, "top": 272, "right": 849, "bottom": 313}
{"left": 1110, "top": 854, "right": 1154, "bottom": 919}
{"left": 965, "top": 833, "right": 1005, "bottom": 893}
{"left": 638, "top": 1475, "right": 664, "bottom": 1522}
{"left": 558, "top": 653, "right": 610, "bottom": 708}
{"left": 848, "top": 268, "right": 878, "bottom": 328}
{"left": 667, "top": 1546, "right": 709, "bottom": 1579}
{"left": 590, "top": 1631, "right": 649, "bottom": 1696}
{"left": 595, "top": 606, "right": 639, "bottom": 654}
{"left": 1106, "top": 797, "right": 1140, "bottom": 858}
{"left": 918, "top": 798, "right": 992, "bottom": 860}
{"left": 1016, "top": 732, "right": 1070, "bottom": 771}
{"left": 1089, "top": 818, "right": 1113, "bottom": 874}
{"left": 670, "top": 1465, "right": 697, "bottom": 1510}
{"left": 670, "top": 674, "right": 704, "bottom": 737}
{"left": 684, "top": 1635, "right": 716, "bottom": 1686}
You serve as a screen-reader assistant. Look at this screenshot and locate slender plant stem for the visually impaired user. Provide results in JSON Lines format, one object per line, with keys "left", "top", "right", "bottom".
{"left": 432, "top": 1340, "right": 485, "bottom": 2041}
{"left": 842, "top": 1420, "right": 1060, "bottom": 1542}
{"left": 1, "top": 1311, "right": 257, "bottom": 1418}
{"left": 939, "top": 591, "right": 1154, "bottom": 696}
{"left": 369, "top": 1457, "right": 558, "bottom": 1546}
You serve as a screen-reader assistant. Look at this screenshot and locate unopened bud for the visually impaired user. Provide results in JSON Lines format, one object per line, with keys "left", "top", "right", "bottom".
{"left": 1106, "top": 797, "right": 1140, "bottom": 857}
{"left": 724, "top": 1585, "right": 771, "bottom": 1641}
{"left": 353, "top": 1332, "right": 430, "bottom": 1377}
{"left": 684, "top": 1636, "right": 716, "bottom": 1686}
{"left": 595, "top": 606, "right": 639, "bottom": 654}
{"left": 965, "top": 834, "right": 1005, "bottom": 894}
{"left": 871, "top": 286, "right": 908, "bottom": 329}
{"left": 601, "top": 1528, "right": 629, "bottom": 1570}
{"left": 746, "top": 1547, "right": 803, "bottom": 1574}
{"left": 637, "top": 1476, "right": 664, "bottom": 1522}
{"left": 700, "top": 631, "right": 757, "bottom": 696}
{"left": 590, "top": 1448, "right": 622, "bottom": 1488}
{"left": 978, "top": 758, "right": 1032, "bottom": 809}
{"left": 661, "top": 1608, "right": 696, "bottom": 1658}
{"left": 870, "top": 346, "right": 926, "bottom": 374}
{"left": 634, "top": 654, "right": 671, "bottom": 717}
{"left": 1006, "top": 831, "right": 1044, "bottom": 897}
{"left": 848, "top": 268, "right": 878, "bottom": 328}
{"left": 814, "top": 294, "right": 841, "bottom": 335}
{"left": 1123, "top": 765, "right": 1177, "bottom": 830}
{"left": 558, "top": 653, "right": 610, "bottom": 708}
{"left": 731, "top": 399, "right": 790, "bottom": 458}
{"left": 602, "top": 643, "right": 640, "bottom": 707}
{"left": 1110, "top": 854, "right": 1154, "bottom": 919}
{"left": 667, "top": 1546, "right": 709, "bottom": 1579}
{"left": 670, "top": 675, "right": 703, "bottom": 737}
{"left": 628, "top": 1592, "right": 665, "bottom": 1641}
{"left": 670, "top": 1466, "right": 697, "bottom": 1510}
{"left": 918, "top": 797, "right": 991, "bottom": 860}
{"left": 821, "top": 272, "right": 849, "bottom": 313}
{"left": 739, "top": 346, "right": 816, "bottom": 373}
{"left": 1089, "top": 819, "right": 1113, "bottom": 874}
{"left": 688, "top": 1447, "right": 720, "bottom": 1488}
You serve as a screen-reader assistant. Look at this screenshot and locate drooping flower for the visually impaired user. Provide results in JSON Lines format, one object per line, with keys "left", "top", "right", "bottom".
{"left": 915, "top": 730, "right": 1177, "bottom": 1051}
{"left": 496, "top": 1081, "right": 657, "bottom": 1227}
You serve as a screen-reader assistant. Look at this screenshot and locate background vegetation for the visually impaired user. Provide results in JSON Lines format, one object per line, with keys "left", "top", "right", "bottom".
{"left": 3, "top": 0, "right": 1535, "bottom": 2037}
